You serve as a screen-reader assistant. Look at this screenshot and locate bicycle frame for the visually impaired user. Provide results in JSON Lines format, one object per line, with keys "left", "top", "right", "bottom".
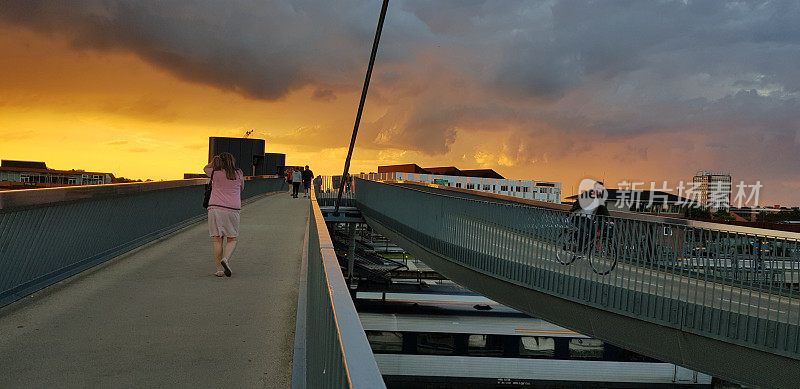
{"left": 556, "top": 214, "right": 617, "bottom": 274}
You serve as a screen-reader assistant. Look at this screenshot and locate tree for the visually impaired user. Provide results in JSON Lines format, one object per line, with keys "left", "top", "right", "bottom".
{"left": 712, "top": 209, "right": 735, "bottom": 221}
{"left": 756, "top": 207, "right": 800, "bottom": 222}
{"left": 685, "top": 206, "right": 711, "bottom": 220}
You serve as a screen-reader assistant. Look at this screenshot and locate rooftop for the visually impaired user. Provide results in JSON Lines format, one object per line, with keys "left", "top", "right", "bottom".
{"left": 377, "top": 163, "right": 428, "bottom": 174}
{"left": 423, "top": 166, "right": 462, "bottom": 176}
{"left": 1, "top": 160, "right": 47, "bottom": 169}
{"left": 377, "top": 164, "right": 505, "bottom": 179}
{"left": 460, "top": 169, "right": 505, "bottom": 179}
{"left": 0, "top": 159, "right": 112, "bottom": 176}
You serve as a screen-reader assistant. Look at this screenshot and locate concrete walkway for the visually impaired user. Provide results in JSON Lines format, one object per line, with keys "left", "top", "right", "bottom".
{"left": 0, "top": 193, "right": 309, "bottom": 388}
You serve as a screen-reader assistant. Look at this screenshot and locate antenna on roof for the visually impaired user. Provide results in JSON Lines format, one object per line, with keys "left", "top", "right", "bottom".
{"left": 243, "top": 129, "right": 254, "bottom": 139}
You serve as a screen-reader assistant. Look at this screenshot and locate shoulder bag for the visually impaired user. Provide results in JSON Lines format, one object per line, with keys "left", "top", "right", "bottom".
{"left": 203, "top": 171, "right": 213, "bottom": 208}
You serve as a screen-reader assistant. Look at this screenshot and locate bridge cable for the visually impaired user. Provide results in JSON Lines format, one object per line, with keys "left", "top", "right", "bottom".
{"left": 335, "top": 0, "right": 389, "bottom": 214}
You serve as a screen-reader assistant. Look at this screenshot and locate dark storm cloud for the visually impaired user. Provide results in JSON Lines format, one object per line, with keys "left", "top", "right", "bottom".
{"left": 0, "top": 0, "right": 384, "bottom": 99}
{"left": 2, "top": 0, "right": 799, "bottom": 163}
{"left": 404, "top": 2, "right": 800, "bottom": 115}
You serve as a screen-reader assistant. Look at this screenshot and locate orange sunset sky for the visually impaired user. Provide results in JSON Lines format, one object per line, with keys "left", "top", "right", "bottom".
{"left": 1, "top": 2, "right": 798, "bottom": 204}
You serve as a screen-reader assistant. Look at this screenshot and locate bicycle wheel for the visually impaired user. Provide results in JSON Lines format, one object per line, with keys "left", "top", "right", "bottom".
{"left": 589, "top": 235, "right": 617, "bottom": 275}
{"left": 555, "top": 229, "right": 578, "bottom": 265}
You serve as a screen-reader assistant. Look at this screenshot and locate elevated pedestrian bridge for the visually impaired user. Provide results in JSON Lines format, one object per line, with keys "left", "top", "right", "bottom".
{"left": 3, "top": 175, "right": 800, "bottom": 387}
{"left": 0, "top": 177, "right": 383, "bottom": 388}
{"left": 354, "top": 178, "right": 800, "bottom": 388}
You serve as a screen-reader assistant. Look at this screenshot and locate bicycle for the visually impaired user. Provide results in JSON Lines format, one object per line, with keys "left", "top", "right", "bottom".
{"left": 555, "top": 214, "right": 617, "bottom": 275}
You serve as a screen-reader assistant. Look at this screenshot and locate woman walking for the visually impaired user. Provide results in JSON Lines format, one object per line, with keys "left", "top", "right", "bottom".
{"left": 204, "top": 152, "right": 244, "bottom": 277}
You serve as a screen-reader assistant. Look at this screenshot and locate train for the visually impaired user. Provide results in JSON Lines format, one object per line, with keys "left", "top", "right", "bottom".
{"left": 356, "top": 293, "right": 713, "bottom": 388}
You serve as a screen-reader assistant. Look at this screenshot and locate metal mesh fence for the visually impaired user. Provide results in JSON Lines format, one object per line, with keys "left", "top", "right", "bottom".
{"left": 0, "top": 178, "right": 286, "bottom": 306}
{"left": 355, "top": 178, "right": 800, "bottom": 359}
{"left": 304, "top": 192, "right": 385, "bottom": 388}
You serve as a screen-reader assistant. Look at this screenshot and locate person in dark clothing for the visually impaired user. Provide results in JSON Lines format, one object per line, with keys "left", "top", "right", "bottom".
{"left": 302, "top": 165, "right": 314, "bottom": 198}
{"left": 285, "top": 168, "right": 293, "bottom": 195}
{"left": 569, "top": 181, "right": 611, "bottom": 216}
{"left": 291, "top": 168, "right": 302, "bottom": 198}
{"left": 568, "top": 181, "right": 611, "bottom": 252}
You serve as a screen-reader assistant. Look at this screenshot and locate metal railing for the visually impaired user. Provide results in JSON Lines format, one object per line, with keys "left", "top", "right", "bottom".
{"left": 313, "top": 175, "right": 356, "bottom": 207}
{"left": 355, "top": 178, "right": 800, "bottom": 359}
{"left": 0, "top": 176, "right": 286, "bottom": 306}
{"left": 303, "top": 191, "right": 385, "bottom": 388}
{"left": 313, "top": 173, "right": 398, "bottom": 208}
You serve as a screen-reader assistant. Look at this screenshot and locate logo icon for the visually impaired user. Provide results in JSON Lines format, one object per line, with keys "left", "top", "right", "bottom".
{"left": 577, "top": 179, "right": 608, "bottom": 211}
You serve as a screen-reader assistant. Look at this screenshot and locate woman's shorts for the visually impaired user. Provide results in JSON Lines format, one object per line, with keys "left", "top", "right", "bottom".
{"left": 208, "top": 208, "right": 240, "bottom": 237}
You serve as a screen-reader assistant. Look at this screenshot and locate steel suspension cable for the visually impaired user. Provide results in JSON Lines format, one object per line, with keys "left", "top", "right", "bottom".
{"left": 335, "top": 0, "right": 389, "bottom": 214}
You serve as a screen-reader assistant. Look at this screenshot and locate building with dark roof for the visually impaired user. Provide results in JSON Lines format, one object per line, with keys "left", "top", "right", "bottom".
{"left": 565, "top": 189, "right": 695, "bottom": 215}
{"left": 460, "top": 169, "right": 505, "bottom": 179}
{"left": 0, "top": 160, "right": 114, "bottom": 190}
{"left": 423, "top": 166, "right": 462, "bottom": 176}
{"left": 378, "top": 164, "right": 428, "bottom": 174}
{"left": 378, "top": 164, "right": 505, "bottom": 179}
{"left": 1, "top": 160, "right": 48, "bottom": 170}
{"left": 374, "top": 163, "right": 559, "bottom": 203}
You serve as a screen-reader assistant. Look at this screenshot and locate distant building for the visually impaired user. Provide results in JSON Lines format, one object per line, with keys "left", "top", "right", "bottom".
{"left": 264, "top": 153, "right": 286, "bottom": 176}
{"left": 378, "top": 164, "right": 506, "bottom": 180}
{"left": 692, "top": 170, "right": 731, "bottom": 210}
{"left": 377, "top": 164, "right": 429, "bottom": 174}
{"left": 730, "top": 206, "right": 792, "bottom": 222}
{"left": 208, "top": 137, "right": 286, "bottom": 176}
{"left": 0, "top": 160, "right": 113, "bottom": 190}
{"left": 424, "top": 166, "right": 463, "bottom": 176}
{"left": 209, "top": 137, "right": 265, "bottom": 176}
{"left": 372, "top": 164, "right": 560, "bottom": 203}
{"left": 459, "top": 169, "right": 505, "bottom": 179}
{"left": 565, "top": 189, "right": 694, "bottom": 215}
